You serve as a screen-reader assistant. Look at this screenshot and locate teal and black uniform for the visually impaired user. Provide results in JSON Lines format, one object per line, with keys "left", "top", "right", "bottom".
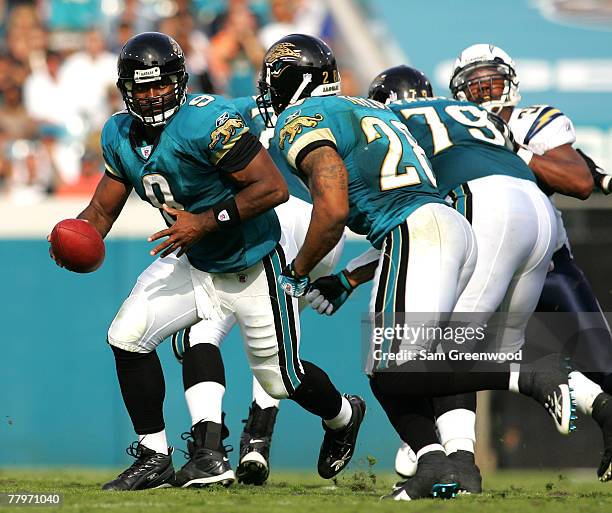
{"left": 101, "top": 93, "right": 280, "bottom": 273}
{"left": 389, "top": 98, "right": 535, "bottom": 214}
{"left": 272, "top": 95, "right": 445, "bottom": 249}
{"left": 232, "top": 95, "right": 311, "bottom": 202}
{"left": 387, "top": 97, "right": 535, "bottom": 212}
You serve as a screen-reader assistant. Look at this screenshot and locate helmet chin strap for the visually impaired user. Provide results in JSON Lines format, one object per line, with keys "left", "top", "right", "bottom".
{"left": 289, "top": 73, "right": 312, "bottom": 106}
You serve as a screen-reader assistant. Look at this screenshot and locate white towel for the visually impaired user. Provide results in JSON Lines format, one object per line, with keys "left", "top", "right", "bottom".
{"left": 189, "top": 267, "right": 224, "bottom": 322}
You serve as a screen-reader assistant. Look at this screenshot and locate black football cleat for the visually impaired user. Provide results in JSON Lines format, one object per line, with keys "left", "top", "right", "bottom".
{"left": 382, "top": 451, "right": 458, "bottom": 501}
{"left": 102, "top": 442, "right": 175, "bottom": 491}
{"left": 175, "top": 420, "right": 235, "bottom": 488}
{"left": 237, "top": 402, "right": 279, "bottom": 485}
{"left": 519, "top": 354, "right": 576, "bottom": 435}
{"left": 592, "top": 392, "right": 612, "bottom": 482}
{"left": 448, "top": 450, "right": 482, "bottom": 494}
{"left": 318, "top": 395, "right": 366, "bottom": 479}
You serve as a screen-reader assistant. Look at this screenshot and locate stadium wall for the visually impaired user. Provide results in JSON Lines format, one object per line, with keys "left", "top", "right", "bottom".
{"left": 0, "top": 205, "right": 402, "bottom": 469}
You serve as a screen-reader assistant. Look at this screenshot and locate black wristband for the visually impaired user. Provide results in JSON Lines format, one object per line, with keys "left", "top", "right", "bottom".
{"left": 212, "top": 198, "right": 241, "bottom": 230}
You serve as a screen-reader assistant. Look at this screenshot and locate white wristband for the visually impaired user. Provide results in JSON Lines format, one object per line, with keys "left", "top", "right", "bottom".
{"left": 517, "top": 147, "right": 534, "bottom": 165}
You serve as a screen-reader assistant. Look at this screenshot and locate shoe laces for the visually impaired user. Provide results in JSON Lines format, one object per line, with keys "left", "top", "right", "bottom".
{"left": 117, "top": 442, "right": 156, "bottom": 479}
{"left": 178, "top": 429, "right": 233, "bottom": 460}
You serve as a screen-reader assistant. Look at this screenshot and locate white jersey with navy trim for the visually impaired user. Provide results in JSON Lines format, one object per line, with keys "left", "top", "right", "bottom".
{"left": 508, "top": 105, "right": 577, "bottom": 252}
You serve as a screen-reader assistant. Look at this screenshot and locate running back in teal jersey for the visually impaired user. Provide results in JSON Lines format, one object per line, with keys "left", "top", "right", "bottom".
{"left": 101, "top": 93, "right": 280, "bottom": 273}
{"left": 232, "top": 95, "right": 311, "bottom": 202}
{"left": 272, "top": 95, "right": 445, "bottom": 249}
{"left": 388, "top": 97, "right": 535, "bottom": 197}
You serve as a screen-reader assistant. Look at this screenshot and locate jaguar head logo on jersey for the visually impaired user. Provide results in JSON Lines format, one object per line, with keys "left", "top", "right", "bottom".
{"left": 257, "top": 34, "right": 340, "bottom": 128}
{"left": 117, "top": 32, "right": 189, "bottom": 126}
{"left": 209, "top": 117, "right": 245, "bottom": 149}
{"left": 449, "top": 44, "right": 520, "bottom": 114}
{"left": 278, "top": 113, "right": 324, "bottom": 150}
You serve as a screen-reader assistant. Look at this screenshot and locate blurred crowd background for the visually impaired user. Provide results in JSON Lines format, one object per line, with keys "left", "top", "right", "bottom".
{"left": 0, "top": 0, "right": 362, "bottom": 205}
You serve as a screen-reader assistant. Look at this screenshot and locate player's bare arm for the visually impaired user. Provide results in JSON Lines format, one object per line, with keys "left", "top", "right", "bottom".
{"left": 77, "top": 175, "right": 133, "bottom": 237}
{"left": 149, "top": 147, "right": 289, "bottom": 258}
{"left": 529, "top": 143, "right": 594, "bottom": 199}
{"left": 293, "top": 145, "right": 348, "bottom": 276}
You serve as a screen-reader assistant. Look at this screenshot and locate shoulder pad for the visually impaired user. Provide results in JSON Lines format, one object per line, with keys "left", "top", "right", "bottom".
{"left": 525, "top": 106, "right": 566, "bottom": 145}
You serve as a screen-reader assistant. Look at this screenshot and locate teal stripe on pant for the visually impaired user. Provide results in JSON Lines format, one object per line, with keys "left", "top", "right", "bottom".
{"left": 269, "top": 249, "right": 302, "bottom": 390}
{"left": 379, "top": 225, "right": 404, "bottom": 369}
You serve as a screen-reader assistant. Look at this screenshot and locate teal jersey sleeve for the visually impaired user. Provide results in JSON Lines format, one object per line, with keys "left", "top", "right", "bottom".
{"left": 272, "top": 96, "right": 445, "bottom": 248}
{"left": 389, "top": 97, "right": 534, "bottom": 197}
{"left": 274, "top": 101, "right": 338, "bottom": 174}
{"left": 176, "top": 94, "right": 254, "bottom": 169}
{"left": 101, "top": 111, "right": 131, "bottom": 183}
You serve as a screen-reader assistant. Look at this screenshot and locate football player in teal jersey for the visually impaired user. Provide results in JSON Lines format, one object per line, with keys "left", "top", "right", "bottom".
{"left": 258, "top": 34, "right": 576, "bottom": 501}
{"left": 170, "top": 94, "right": 345, "bottom": 486}
{"left": 49, "top": 32, "right": 366, "bottom": 491}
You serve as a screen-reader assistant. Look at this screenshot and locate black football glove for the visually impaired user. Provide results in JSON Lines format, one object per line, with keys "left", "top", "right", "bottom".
{"left": 306, "top": 271, "right": 354, "bottom": 315}
{"left": 577, "top": 148, "right": 612, "bottom": 195}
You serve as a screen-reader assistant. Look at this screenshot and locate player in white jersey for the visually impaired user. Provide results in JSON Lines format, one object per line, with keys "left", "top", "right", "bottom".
{"left": 425, "top": 43, "right": 612, "bottom": 483}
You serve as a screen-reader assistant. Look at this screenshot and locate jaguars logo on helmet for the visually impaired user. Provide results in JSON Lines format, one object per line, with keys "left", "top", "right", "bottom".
{"left": 257, "top": 34, "right": 340, "bottom": 128}
{"left": 117, "top": 31, "right": 189, "bottom": 126}
{"left": 265, "top": 42, "right": 302, "bottom": 63}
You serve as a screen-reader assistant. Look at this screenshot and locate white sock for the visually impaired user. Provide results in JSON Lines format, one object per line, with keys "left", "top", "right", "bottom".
{"left": 569, "top": 371, "right": 603, "bottom": 416}
{"left": 324, "top": 396, "right": 352, "bottom": 430}
{"left": 416, "top": 443, "right": 446, "bottom": 460}
{"left": 508, "top": 363, "right": 521, "bottom": 393}
{"left": 253, "top": 377, "right": 280, "bottom": 409}
{"left": 139, "top": 430, "right": 168, "bottom": 454}
{"left": 185, "top": 381, "right": 224, "bottom": 425}
{"left": 436, "top": 409, "right": 476, "bottom": 454}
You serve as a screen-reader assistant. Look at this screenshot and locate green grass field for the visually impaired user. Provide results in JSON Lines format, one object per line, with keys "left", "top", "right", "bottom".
{"left": 1, "top": 468, "right": 611, "bottom": 512}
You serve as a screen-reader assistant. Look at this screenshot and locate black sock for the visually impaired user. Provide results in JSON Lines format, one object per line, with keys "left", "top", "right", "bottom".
{"left": 182, "top": 343, "right": 226, "bottom": 391}
{"left": 433, "top": 393, "right": 477, "bottom": 418}
{"left": 290, "top": 360, "right": 342, "bottom": 419}
{"left": 373, "top": 367, "right": 510, "bottom": 398}
{"left": 111, "top": 345, "right": 165, "bottom": 434}
{"left": 370, "top": 377, "right": 438, "bottom": 454}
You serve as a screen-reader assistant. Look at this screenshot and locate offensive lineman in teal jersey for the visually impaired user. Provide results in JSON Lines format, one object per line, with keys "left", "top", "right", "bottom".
{"left": 260, "top": 38, "right": 576, "bottom": 500}
{"left": 381, "top": 95, "right": 534, "bottom": 200}
{"left": 170, "top": 94, "right": 343, "bottom": 486}
{"left": 49, "top": 32, "right": 366, "bottom": 491}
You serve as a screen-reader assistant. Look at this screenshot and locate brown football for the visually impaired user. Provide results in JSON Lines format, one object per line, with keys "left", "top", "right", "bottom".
{"left": 49, "top": 219, "right": 105, "bottom": 273}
